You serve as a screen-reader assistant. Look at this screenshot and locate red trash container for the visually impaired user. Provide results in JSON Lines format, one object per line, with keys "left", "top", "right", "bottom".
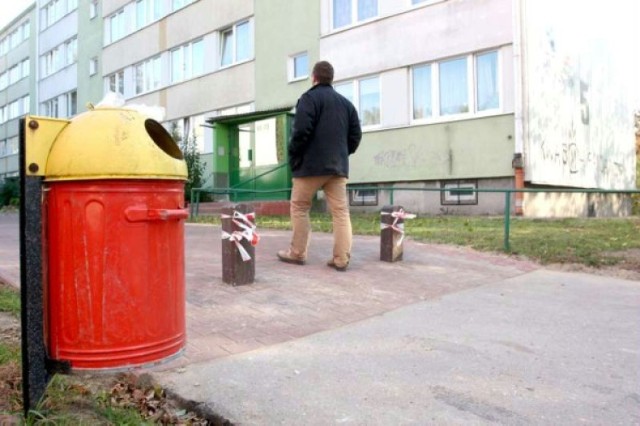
{"left": 43, "top": 108, "right": 188, "bottom": 370}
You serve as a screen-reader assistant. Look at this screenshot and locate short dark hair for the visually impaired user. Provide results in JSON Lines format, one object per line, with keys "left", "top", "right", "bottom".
{"left": 312, "top": 61, "right": 334, "bottom": 85}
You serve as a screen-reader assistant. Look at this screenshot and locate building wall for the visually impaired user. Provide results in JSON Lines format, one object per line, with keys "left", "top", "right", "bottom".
{"left": 522, "top": 0, "right": 638, "bottom": 190}
{"left": 77, "top": 0, "right": 105, "bottom": 109}
{"left": 318, "top": 0, "right": 516, "bottom": 195}
{"left": 351, "top": 114, "right": 515, "bottom": 183}
{"left": 254, "top": 0, "right": 320, "bottom": 110}
{"left": 320, "top": 0, "right": 513, "bottom": 80}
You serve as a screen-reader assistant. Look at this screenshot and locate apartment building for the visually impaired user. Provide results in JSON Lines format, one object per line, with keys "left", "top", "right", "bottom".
{"left": 38, "top": 0, "right": 80, "bottom": 119}
{"left": 0, "top": 0, "right": 637, "bottom": 217}
{"left": 0, "top": 4, "right": 35, "bottom": 180}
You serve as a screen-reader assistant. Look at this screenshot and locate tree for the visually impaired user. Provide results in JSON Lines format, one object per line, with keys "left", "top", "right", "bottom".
{"left": 170, "top": 124, "right": 205, "bottom": 204}
{"left": 0, "top": 177, "right": 19, "bottom": 207}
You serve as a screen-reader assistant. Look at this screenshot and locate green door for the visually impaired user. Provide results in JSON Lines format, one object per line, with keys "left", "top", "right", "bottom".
{"left": 232, "top": 116, "right": 291, "bottom": 201}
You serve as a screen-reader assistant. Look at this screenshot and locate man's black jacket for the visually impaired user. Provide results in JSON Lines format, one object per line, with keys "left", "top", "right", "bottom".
{"left": 288, "top": 83, "right": 362, "bottom": 178}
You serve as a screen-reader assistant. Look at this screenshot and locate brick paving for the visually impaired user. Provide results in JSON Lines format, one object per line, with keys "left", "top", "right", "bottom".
{"left": 162, "top": 223, "right": 538, "bottom": 368}
{"left": 0, "top": 212, "right": 540, "bottom": 370}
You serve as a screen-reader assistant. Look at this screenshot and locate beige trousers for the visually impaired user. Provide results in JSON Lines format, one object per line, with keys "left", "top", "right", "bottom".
{"left": 289, "top": 175, "right": 352, "bottom": 266}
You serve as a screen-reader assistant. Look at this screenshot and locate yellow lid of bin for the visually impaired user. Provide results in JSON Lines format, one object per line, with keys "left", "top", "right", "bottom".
{"left": 45, "top": 107, "right": 187, "bottom": 181}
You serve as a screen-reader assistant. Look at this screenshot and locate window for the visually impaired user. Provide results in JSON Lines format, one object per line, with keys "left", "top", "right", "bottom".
{"left": 412, "top": 50, "right": 500, "bottom": 122}
{"left": 42, "top": 0, "right": 77, "bottom": 29}
{"left": 9, "top": 30, "right": 20, "bottom": 49}
{"left": 0, "top": 73, "right": 6, "bottom": 90}
{"left": 359, "top": 76, "right": 380, "bottom": 126}
{"left": 21, "top": 58, "right": 30, "bottom": 78}
{"left": 42, "top": 48, "right": 60, "bottom": 76}
{"left": 441, "top": 180, "right": 478, "bottom": 205}
{"left": 7, "top": 137, "right": 19, "bottom": 155}
{"left": 42, "top": 97, "right": 59, "bottom": 117}
{"left": 109, "top": 9, "right": 126, "bottom": 42}
{"left": 334, "top": 81, "right": 354, "bottom": 104}
{"left": 476, "top": 51, "right": 499, "bottom": 111}
{"left": 333, "top": 0, "right": 377, "bottom": 29}
{"left": 65, "top": 38, "right": 77, "bottom": 65}
{"left": 22, "top": 95, "right": 30, "bottom": 115}
{"left": 66, "top": 91, "right": 77, "bottom": 116}
{"left": 439, "top": 57, "right": 468, "bottom": 115}
{"left": 293, "top": 53, "right": 308, "bottom": 80}
{"left": 22, "top": 21, "right": 30, "bottom": 40}
{"left": 135, "top": 56, "right": 161, "bottom": 94}
{"left": 89, "top": 57, "right": 98, "bottom": 76}
{"left": 41, "top": 37, "right": 77, "bottom": 77}
{"left": 8, "top": 100, "right": 20, "bottom": 119}
{"left": 171, "top": 39, "right": 204, "bottom": 83}
{"left": 107, "top": 70, "right": 124, "bottom": 94}
{"left": 220, "top": 20, "right": 253, "bottom": 67}
{"left": 349, "top": 187, "right": 378, "bottom": 206}
{"left": 136, "top": 0, "right": 163, "bottom": 29}
{"left": 172, "top": 0, "right": 194, "bottom": 11}
{"left": 89, "top": 1, "right": 98, "bottom": 19}
{"left": 288, "top": 52, "right": 309, "bottom": 81}
{"left": 8, "top": 65, "right": 20, "bottom": 84}
{"left": 0, "top": 107, "right": 6, "bottom": 123}
{"left": 334, "top": 77, "right": 379, "bottom": 127}
{"left": 412, "top": 64, "right": 432, "bottom": 119}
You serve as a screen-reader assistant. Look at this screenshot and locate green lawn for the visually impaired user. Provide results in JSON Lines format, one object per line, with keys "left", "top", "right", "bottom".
{"left": 193, "top": 213, "right": 640, "bottom": 267}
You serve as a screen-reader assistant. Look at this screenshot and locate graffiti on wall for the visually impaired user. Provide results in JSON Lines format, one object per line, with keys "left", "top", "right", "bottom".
{"left": 524, "top": 0, "right": 637, "bottom": 189}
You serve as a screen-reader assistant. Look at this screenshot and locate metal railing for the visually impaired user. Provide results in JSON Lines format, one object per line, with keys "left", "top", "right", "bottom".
{"left": 189, "top": 185, "right": 640, "bottom": 252}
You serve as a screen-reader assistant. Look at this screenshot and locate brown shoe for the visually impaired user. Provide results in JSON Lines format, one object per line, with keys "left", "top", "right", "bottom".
{"left": 326, "top": 258, "right": 348, "bottom": 272}
{"left": 277, "top": 250, "right": 305, "bottom": 265}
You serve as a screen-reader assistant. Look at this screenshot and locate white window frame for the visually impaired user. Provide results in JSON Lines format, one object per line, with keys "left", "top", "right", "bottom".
{"left": 136, "top": 0, "right": 164, "bottom": 29}
{"left": 106, "top": 69, "right": 125, "bottom": 95}
{"left": 66, "top": 91, "right": 77, "bottom": 116}
{"left": 410, "top": 49, "right": 502, "bottom": 125}
{"left": 332, "top": 0, "right": 378, "bottom": 30}
{"left": 288, "top": 52, "right": 309, "bottom": 82}
{"left": 89, "top": 0, "right": 98, "bottom": 19}
{"left": 441, "top": 180, "right": 478, "bottom": 205}
{"left": 109, "top": 9, "right": 126, "bottom": 43}
{"left": 172, "top": 0, "right": 194, "bottom": 12}
{"left": 40, "top": 37, "right": 77, "bottom": 77}
{"left": 134, "top": 56, "right": 161, "bottom": 95}
{"left": 474, "top": 50, "right": 501, "bottom": 114}
{"left": 219, "top": 20, "right": 254, "bottom": 68}
{"left": 89, "top": 57, "right": 98, "bottom": 76}
{"left": 171, "top": 39, "right": 204, "bottom": 84}
{"left": 42, "top": 0, "right": 77, "bottom": 30}
{"left": 22, "top": 95, "right": 30, "bottom": 116}
{"left": 334, "top": 75, "right": 381, "bottom": 129}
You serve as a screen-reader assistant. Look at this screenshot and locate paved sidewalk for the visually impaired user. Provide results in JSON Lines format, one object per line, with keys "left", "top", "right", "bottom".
{"left": 1, "top": 211, "right": 639, "bottom": 424}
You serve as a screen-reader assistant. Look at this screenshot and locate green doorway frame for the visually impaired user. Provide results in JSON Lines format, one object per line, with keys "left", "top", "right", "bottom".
{"left": 207, "top": 107, "right": 294, "bottom": 202}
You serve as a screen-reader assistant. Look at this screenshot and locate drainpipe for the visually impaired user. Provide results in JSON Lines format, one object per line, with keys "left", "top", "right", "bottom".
{"left": 512, "top": 0, "right": 525, "bottom": 216}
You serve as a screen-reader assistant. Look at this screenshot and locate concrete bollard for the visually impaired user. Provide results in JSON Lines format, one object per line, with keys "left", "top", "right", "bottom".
{"left": 221, "top": 204, "right": 259, "bottom": 285}
{"left": 380, "top": 205, "right": 415, "bottom": 262}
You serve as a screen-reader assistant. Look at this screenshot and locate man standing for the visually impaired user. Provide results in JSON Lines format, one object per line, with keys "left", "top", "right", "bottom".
{"left": 277, "top": 61, "right": 362, "bottom": 271}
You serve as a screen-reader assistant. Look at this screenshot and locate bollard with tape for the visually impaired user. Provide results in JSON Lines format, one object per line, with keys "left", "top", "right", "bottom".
{"left": 380, "top": 205, "right": 416, "bottom": 262}
{"left": 221, "top": 204, "right": 259, "bottom": 285}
